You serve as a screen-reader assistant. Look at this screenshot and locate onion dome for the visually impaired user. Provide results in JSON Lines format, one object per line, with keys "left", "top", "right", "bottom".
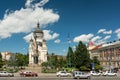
{"left": 34, "top": 22, "right": 43, "bottom": 34}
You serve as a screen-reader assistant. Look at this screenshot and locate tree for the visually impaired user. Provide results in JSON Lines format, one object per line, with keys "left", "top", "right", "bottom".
{"left": 0, "top": 52, "right": 4, "bottom": 68}
{"left": 47, "top": 53, "right": 67, "bottom": 70}
{"left": 41, "top": 62, "right": 49, "bottom": 68}
{"left": 66, "top": 46, "right": 75, "bottom": 68}
{"left": 24, "top": 53, "right": 29, "bottom": 66}
{"left": 92, "top": 56, "right": 102, "bottom": 71}
{"left": 15, "top": 53, "right": 29, "bottom": 68}
{"left": 92, "top": 56, "right": 100, "bottom": 65}
{"left": 74, "top": 41, "right": 91, "bottom": 70}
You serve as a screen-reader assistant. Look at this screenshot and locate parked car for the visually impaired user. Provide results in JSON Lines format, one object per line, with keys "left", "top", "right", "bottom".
{"left": 73, "top": 71, "right": 91, "bottom": 79}
{"left": 72, "top": 71, "right": 80, "bottom": 77}
{"left": 90, "top": 71, "right": 101, "bottom": 76}
{"left": 56, "top": 71, "right": 72, "bottom": 77}
{"left": 102, "top": 71, "right": 117, "bottom": 76}
{"left": 20, "top": 71, "right": 38, "bottom": 77}
{"left": 0, "top": 71, "right": 14, "bottom": 77}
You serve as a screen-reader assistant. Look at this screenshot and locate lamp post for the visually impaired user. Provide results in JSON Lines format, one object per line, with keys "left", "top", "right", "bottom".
{"left": 67, "top": 33, "right": 71, "bottom": 68}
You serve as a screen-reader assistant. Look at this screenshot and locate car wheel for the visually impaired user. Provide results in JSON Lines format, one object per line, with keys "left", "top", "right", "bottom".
{"left": 67, "top": 75, "right": 71, "bottom": 77}
{"left": 77, "top": 77, "right": 80, "bottom": 79}
{"left": 8, "top": 75, "right": 11, "bottom": 77}
{"left": 88, "top": 76, "right": 91, "bottom": 79}
{"left": 58, "top": 75, "right": 61, "bottom": 77}
{"left": 35, "top": 74, "right": 38, "bottom": 77}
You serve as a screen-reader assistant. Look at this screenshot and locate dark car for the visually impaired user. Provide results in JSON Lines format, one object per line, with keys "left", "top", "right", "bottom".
{"left": 20, "top": 71, "right": 38, "bottom": 77}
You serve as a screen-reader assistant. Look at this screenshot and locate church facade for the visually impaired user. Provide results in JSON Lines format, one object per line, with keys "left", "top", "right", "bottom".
{"left": 29, "top": 23, "right": 47, "bottom": 66}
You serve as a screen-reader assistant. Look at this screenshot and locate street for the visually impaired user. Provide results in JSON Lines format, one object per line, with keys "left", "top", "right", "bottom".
{"left": 0, "top": 72, "right": 120, "bottom": 80}
{"left": 0, "top": 76, "right": 120, "bottom": 80}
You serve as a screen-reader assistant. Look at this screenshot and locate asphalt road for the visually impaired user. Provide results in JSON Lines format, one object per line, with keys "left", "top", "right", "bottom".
{"left": 0, "top": 73, "right": 119, "bottom": 80}
{"left": 0, "top": 76, "right": 120, "bottom": 80}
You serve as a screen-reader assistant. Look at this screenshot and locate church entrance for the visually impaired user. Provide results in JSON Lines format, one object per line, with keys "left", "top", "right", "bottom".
{"left": 34, "top": 56, "right": 38, "bottom": 64}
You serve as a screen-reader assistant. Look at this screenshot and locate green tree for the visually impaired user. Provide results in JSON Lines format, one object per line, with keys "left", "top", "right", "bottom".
{"left": 66, "top": 46, "right": 75, "bottom": 68}
{"left": 95, "top": 64, "right": 103, "bottom": 71}
{"left": 41, "top": 62, "right": 49, "bottom": 67}
{"left": 24, "top": 53, "right": 29, "bottom": 66}
{"left": 0, "top": 52, "right": 4, "bottom": 68}
{"left": 15, "top": 53, "right": 29, "bottom": 68}
{"left": 47, "top": 53, "right": 67, "bottom": 70}
{"left": 92, "top": 56, "right": 102, "bottom": 71}
{"left": 74, "top": 41, "right": 91, "bottom": 70}
{"left": 92, "top": 56, "right": 100, "bottom": 65}
{"left": 56, "top": 56, "right": 67, "bottom": 69}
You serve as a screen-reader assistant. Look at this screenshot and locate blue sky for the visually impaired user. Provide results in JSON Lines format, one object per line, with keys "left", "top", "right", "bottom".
{"left": 0, "top": 0, "right": 120, "bottom": 55}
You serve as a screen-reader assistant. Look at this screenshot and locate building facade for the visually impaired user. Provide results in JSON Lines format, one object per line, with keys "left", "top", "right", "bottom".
{"left": 1, "top": 52, "right": 11, "bottom": 61}
{"left": 29, "top": 23, "right": 47, "bottom": 66}
{"left": 98, "top": 41, "right": 120, "bottom": 70}
{"left": 89, "top": 40, "right": 120, "bottom": 70}
{"left": 88, "top": 41, "right": 101, "bottom": 59}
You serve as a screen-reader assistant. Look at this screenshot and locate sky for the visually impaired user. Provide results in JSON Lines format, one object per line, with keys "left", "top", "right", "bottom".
{"left": 0, "top": 0, "right": 120, "bottom": 55}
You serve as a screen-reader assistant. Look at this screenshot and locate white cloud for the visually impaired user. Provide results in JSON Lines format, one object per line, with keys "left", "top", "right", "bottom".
{"left": 23, "top": 30, "right": 60, "bottom": 42}
{"left": 0, "top": 0, "right": 59, "bottom": 39}
{"left": 97, "top": 29, "right": 106, "bottom": 34}
{"left": 91, "top": 36, "right": 101, "bottom": 42}
{"left": 23, "top": 33, "right": 33, "bottom": 42}
{"left": 115, "top": 28, "right": 120, "bottom": 38}
{"left": 25, "top": 0, "right": 49, "bottom": 8}
{"left": 103, "top": 30, "right": 112, "bottom": 34}
{"left": 35, "top": 0, "right": 49, "bottom": 7}
{"left": 104, "top": 35, "right": 111, "bottom": 40}
{"left": 25, "top": 0, "right": 34, "bottom": 8}
{"left": 95, "top": 35, "right": 111, "bottom": 45}
{"left": 97, "top": 29, "right": 112, "bottom": 34}
{"left": 73, "top": 33, "right": 94, "bottom": 43}
{"left": 54, "top": 39, "right": 60, "bottom": 44}
{"left": 43, "top": 30, "right": 59, "bottom": 40}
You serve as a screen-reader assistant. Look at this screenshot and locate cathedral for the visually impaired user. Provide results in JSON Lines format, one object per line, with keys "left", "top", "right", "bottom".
{"left": 29, "top": 23, "right": 47, "bottom": 66}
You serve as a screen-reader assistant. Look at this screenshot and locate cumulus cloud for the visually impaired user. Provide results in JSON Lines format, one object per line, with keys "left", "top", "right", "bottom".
{"left": 97, "top": 29, "right": 112, "bottom": 34}
{"left": 35, "top": 0, "right": 49, "bottom": 7}
{"left": 54, "top": 39, "right": 60, "bottom": 44}
{"left": 104, "top": 35, "right": 111, "bottom": 40}
{"left": 91, "top": 36, "right": 101, "bottom": 42}
{"left": 73, "top": 33, "right": 94, "bottom": 43}
{"left": 95, "top": 35, "right": 111, "bottom": 45}
{"left": 115, "top": 28, "right": 120, "bottom": 38}
{"left": 23, "top": 33, "right": 33, "bottom": 42}
{"left": 97, "top": 29, "right": 106, "bottom": 34}
{"left": 25, "top": 0, "right": 49, "bottom": 8}
{"left": 43, "top": 30, "right": 59, "bottom": 40}
{"left": 25, "top": 0, "right": 34, "bottom": 7}
{"left": 23, "top": 30, "right": 60, "bottom": 42}
{"left": 0, "top": 0, "right": 59, "bottom": 39}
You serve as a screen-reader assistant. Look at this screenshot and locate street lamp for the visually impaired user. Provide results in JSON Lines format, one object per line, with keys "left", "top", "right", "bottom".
{"left": 67, "top": 33, "right": 71, "bottom": 68}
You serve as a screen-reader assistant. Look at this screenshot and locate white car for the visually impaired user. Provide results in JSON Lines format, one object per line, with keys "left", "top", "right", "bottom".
{"left": 90, "top": 71, "right": 101, "bottom": 76}
{"left": 0, "top": 71, "right": 14, "bottom": 77}
{"left": 56, "top": 71, "right": 71, "bottom": 77}
{"left": 102, "top": 71, "right": 117, "bottom": 76}
{"left": 73, "top": 71, "right": 91, "bottom": 79}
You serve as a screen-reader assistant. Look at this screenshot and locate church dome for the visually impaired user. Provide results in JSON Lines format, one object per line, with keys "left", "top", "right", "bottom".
{"left": 34, "top": 23, "right": 43, "bottom": 34}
